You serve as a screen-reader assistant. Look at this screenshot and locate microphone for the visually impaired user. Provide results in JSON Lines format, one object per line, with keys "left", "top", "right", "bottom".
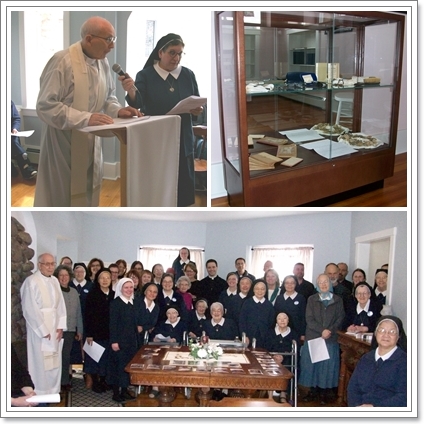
{"left": 112, "top": 63, "right": 139, "bottom": 93}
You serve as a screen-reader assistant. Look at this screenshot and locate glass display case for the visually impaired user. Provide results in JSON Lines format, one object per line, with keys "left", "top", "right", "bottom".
{"left": 215, "top": 11, "right": 405, "bottom": 206}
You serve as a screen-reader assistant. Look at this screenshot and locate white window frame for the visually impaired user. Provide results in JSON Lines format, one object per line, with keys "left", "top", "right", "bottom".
{"left": 19, "top": 10, "right": 67, "bottom": 110}
{"left": 139, "top": 245, "right": 205, "bottom": 280}
{"left": 250, "top": 244, "right": 314, "bottom": 282}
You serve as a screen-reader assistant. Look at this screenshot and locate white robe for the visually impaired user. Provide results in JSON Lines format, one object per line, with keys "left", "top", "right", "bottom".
{"left": 20, "top": 271, "right": 67, "bottom": 395}
{"left": 34, "top": 42, "right": 122, "bottom": 207}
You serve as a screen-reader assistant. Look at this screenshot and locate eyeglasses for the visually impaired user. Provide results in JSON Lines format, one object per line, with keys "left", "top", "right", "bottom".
{"left": 90, "top": 34, "right": 117, "bottom": 44}
{"left": 376, "top": 327, "right": 398, "bottom": 336}
{"left": 40, "top": 262, "right": 56, "bottom": 267}
{"left": 167, "top": 50, "right": 185, "bottom": 58}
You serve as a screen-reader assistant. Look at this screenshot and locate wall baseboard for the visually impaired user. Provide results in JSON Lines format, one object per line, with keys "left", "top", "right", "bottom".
{"left": 102, "top": 161, "right": 120, "bottom": 180}
{"left": 23, "top": 148, "right": 120, "bottom": 181}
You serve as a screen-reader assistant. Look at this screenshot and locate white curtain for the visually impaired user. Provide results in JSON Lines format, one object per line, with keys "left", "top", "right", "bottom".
{"left": 139, "top": 246, "right": 205, "bottom": 279}
{"left": 251, "top": 246, "right": 314, "bottom": 283}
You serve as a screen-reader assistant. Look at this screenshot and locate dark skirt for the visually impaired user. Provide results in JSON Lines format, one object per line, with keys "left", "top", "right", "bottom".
{"left": 298, "top": 341, "right": 340, "bottom": 389}
{"left": 83, "top": 339, "right": 110, "bottom": 376}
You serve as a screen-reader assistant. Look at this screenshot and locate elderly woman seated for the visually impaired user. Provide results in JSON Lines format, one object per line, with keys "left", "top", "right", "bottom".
{"left": 347, "top": 315, "right": 407, "bottom": 407}
{"left": 204, "top": 302, "right": 239, "bottom": 341}
{"left": 343, "top": 282, "right": 382, "bottom": 334}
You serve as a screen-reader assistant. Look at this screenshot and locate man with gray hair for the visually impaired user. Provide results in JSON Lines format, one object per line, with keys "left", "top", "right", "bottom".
{"left": 20, "top": 253, "right": 67, "bottom": 395}
{"left": 35, "top": 16, "right": 142, "bottom": 207}
{"left": 337, "top": 262, "right": 353, "bottom": 292}
{"left": 325, "top": 262, "right": 350, "bottom": 310}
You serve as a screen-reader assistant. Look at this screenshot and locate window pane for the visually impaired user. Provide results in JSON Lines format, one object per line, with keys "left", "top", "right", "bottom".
{"left": 251, "top": 246, "right": 314, "bottom": 282}
{"left": 23, "top": 11, "right": 63, "bottom": 108}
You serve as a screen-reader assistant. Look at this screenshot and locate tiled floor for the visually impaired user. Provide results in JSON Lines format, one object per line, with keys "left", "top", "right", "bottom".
{"left": 68, "top": 375, "right": 119, "bottom": 407}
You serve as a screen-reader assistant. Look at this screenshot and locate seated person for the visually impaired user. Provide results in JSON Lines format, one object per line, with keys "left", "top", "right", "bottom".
{"left": 11, "top": 100, "right": 37, "bottom": 180}
{"left": 149, "top": 306, "right": 187, "bottom": 399}
{"left": 264, "top": 312, "right": 300, "bottom": 403}
{"left": 347, "top": 315, "right": 407, "bottom": 407}
{"left": 187, "top": 298, "right": 210, "bottom": 340}
{"left": 151, "top": 305, "right": 187, "bottom": 344}
{"left": 274, "top": 275, "right": 306, "bottom": 342}
{"left": 204, "top": 302, "right": 239, "bottom": 341}
{"left": 203, "top": 302, "right": 239, "bottom": 402}
{"left": 11, "top": 343, "right": 39, "bottom": 407}
{"left": 343, "top": 282, "right": 382, "bottom": 333}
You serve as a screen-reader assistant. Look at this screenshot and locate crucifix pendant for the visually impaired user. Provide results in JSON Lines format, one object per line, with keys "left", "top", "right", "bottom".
{"left": 169, "top": 87, "right": 175, "bottom": 92}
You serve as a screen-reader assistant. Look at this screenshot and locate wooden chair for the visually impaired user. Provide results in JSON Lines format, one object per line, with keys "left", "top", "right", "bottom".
{"left": 208, "top": 397, "right": 292, "bottom": 407}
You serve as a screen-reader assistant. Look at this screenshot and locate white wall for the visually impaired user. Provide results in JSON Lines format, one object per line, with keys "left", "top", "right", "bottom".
{"left": 79, "top": 213, "right": 208, "bottom": 266}
{"left": 204, "top": 211, "right": 352, "bottom": 280}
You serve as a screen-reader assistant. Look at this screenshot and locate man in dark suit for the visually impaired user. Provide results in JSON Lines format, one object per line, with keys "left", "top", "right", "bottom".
{"left": 293, "top": 262, "right": 315, "bottom": 301}
{"left": 235, "top": 257, "right": 255, "bottom": 283}
{"left": 197, "top": 259, "right": 228, "bottom": 306}
{"left": 337, "top": 262, "right": 353, "bottom": 292}
{"left": 325, "top": 262, "right": 351, "bottom": 310}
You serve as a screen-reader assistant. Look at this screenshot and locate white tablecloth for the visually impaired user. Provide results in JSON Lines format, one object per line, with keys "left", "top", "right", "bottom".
{"left": 81, "top": 115, "right": 181, "bottom": 206}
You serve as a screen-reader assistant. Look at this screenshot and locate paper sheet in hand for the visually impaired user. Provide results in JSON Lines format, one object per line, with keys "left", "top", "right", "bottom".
{"left": 83, "top": 340, "right": 105, "bottom": 362}
{"left": 26, "top": 393, "right": 60, "bottom": 403}
{"left": 13, "top": 130, "right": 35, "bottom": 137}
{"left": 308, "top": 337, "right": 330, "bottom": 363}
{"left": 166, "top": 95, "right": 206, "bottom": 115}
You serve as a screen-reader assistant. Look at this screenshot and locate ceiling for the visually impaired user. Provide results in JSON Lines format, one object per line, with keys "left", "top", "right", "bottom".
{"left": 82, "top": 210, "right": 325, "bottom": 222}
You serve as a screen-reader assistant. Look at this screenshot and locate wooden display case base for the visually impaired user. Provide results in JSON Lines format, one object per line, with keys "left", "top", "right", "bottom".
{"left": 224, "top": 148, "right": 395, "bottom": 207}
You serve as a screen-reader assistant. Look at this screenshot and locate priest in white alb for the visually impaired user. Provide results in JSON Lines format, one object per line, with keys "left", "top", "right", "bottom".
{"left": 34, "top": 16, "right": 142, "bottom": 207}
{"left": 20, "top": 253, "right": 67, "bottom": 395}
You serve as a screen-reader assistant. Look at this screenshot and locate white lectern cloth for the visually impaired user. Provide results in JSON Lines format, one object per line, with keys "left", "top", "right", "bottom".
{"left": 81, "top": 115, "right": 181, "bottom": 206}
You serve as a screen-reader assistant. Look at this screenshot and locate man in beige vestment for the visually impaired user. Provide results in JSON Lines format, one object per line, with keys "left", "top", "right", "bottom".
{"left": 34, "top": 16, "right": 142, "bottom": 207}
{"left": 20, "top": 253, "right": 67, "bottom": 395}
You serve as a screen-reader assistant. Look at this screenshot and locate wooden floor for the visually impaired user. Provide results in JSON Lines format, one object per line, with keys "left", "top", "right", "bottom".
{"left": 11, "top": 175, "right": 207, "bottom": 207}
{"left": 212, "top": 152, "right": 407, "bottom": 207}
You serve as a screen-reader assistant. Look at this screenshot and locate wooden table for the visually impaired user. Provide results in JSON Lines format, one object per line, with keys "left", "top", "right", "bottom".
{"left": 337, "top": 331, "right": 372, "bottom": 405}
{"left": 125, "top": 345, "right": 293, "bottom": 407}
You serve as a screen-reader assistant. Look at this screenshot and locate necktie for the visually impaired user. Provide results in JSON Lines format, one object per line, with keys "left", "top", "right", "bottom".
{"left": 76, "top": 285, "right": 82, "bottom": 294}
{"left": 376, "top": 358, "right": 384, "bottom": 368}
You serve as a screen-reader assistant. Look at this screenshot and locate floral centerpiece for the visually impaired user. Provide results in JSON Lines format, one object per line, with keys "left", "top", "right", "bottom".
{"left": 188, "top": 340, "right": 223, "bottom": 361}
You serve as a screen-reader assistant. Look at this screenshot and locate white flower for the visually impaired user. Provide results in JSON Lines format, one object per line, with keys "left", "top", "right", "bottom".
{"left": 197, "top": 348, "right": 208, "bottom": 358}
{"left": 215, "top": 346, "right": 223, "bottom": 356}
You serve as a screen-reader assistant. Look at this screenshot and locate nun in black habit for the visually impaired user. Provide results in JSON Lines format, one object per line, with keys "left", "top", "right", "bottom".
{"left": 121, "top": 33, "right": 204, "bottom": 207}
